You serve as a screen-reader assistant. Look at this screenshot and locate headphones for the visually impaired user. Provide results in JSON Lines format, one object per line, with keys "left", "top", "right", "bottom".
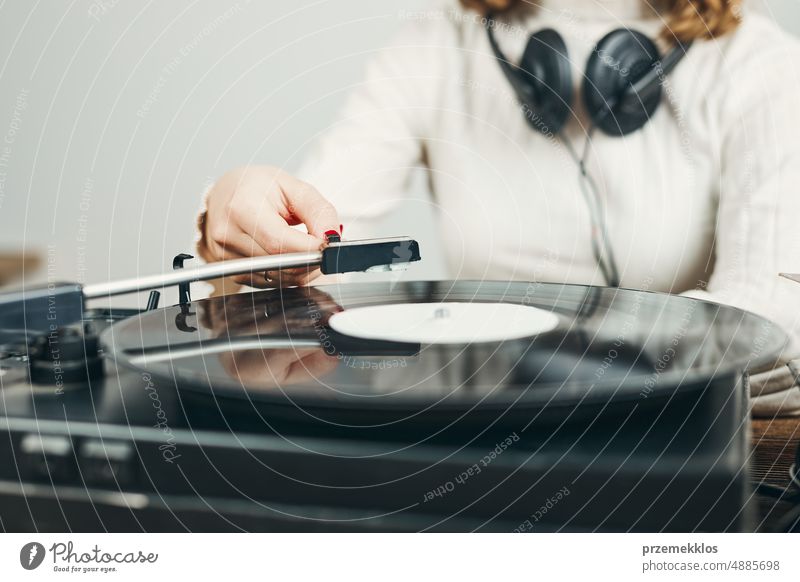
{"left": 483, "top": 16, "right": 692, "bottom": 287}
{"left": 485, "top": 17, "right": 692, "bottom": 136}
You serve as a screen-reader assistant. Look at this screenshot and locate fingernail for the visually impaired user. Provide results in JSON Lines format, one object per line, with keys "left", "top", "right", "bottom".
{"left": 324, "top": 230, "right": 341, "bottom": 243}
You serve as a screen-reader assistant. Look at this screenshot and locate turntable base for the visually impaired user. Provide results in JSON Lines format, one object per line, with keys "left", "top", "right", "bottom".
{"left": 0, "top": 281, "right": 787, "bottom": 532}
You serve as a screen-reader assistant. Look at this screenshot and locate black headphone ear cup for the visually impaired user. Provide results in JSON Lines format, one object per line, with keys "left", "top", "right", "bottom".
{"left": 518, "top": 28, "right": 572, "bottom": 135}
{"left": 583, "top": 29, "right": 661, "bottom": 136}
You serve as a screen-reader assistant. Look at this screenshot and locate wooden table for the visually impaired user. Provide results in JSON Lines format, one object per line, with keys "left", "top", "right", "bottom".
{"left": 0, "top": 251, "right": 40, "bottom": 287}
{"left": 751, "top": 416, "right": 800, "bottom": 531}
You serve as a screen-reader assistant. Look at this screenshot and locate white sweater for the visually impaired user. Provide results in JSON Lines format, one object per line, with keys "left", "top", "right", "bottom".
{"left": 205, "top": 0, "right": 800, "bottom": 413}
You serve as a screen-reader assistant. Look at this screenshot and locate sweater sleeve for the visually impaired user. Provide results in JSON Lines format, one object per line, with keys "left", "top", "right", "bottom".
{"left": 295, "top": 8, "right": 456, "bottom": 240}
{"left": 681, "top": 27, "right": 800, "bottom": 411}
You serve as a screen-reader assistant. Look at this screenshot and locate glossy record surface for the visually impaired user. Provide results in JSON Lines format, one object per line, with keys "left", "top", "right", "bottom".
{"left": 102, "top": 281, "right": 787, "bottom": 417}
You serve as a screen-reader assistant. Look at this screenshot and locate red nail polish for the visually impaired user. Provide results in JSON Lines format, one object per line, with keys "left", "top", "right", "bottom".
{"left": 324, "top": 230, "right": 341, "bottom": 243}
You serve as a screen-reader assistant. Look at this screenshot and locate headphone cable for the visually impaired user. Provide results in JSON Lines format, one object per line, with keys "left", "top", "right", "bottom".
{"left": 561, "top": 128, "right": 621, "bottom": 287}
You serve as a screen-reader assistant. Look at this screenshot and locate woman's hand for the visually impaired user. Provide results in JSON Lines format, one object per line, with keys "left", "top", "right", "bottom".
{"left": 201, "top": 165, "right": 340, "bottom": 288}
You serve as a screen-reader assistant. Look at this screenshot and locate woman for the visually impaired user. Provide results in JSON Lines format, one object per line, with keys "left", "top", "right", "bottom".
{"left": 197, "top": 0, "right": 800, "bottom": 413}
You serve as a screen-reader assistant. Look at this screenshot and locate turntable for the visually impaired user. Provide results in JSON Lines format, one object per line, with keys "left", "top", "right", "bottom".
{"left": 0, "top": 236, "right": 788, "bottom": 532}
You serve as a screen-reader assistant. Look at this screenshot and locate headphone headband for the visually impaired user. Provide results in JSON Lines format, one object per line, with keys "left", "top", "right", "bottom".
{"left": 484, "top": 16, "right": 535, "bottom": 102}
{"left": 484, "top": 16, "right": 692, "bottom": 136}
{"left": 611, "top": 39, "right": 692, "bottom": 111}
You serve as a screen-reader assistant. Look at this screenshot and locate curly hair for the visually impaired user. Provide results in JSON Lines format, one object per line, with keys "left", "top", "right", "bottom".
{"left": 460, "top": 0, "right": 742, "bottom": 42}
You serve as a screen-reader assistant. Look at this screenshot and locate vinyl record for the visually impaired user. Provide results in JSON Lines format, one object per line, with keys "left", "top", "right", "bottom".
{"left": 102, "top": 281, "right": 787, "bottom": 429}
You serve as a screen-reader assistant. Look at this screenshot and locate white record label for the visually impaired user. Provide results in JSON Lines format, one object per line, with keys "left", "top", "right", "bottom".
{"left": 328, "top": 302, "right": 560, "bottom": 344}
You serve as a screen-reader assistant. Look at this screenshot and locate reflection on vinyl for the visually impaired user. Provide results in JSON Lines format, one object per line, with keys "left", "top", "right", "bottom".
{"left": 103, "top": 281, "right": 787, "bottom": 427}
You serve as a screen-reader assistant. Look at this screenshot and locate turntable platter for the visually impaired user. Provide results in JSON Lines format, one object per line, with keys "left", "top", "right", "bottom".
{"left": 101, "top": 281, "right": 788, "bottom": 425}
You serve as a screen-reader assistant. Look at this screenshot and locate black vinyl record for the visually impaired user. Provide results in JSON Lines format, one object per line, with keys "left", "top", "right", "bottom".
{"left": 102, "top": 281, "right": 787, "bottom": 429}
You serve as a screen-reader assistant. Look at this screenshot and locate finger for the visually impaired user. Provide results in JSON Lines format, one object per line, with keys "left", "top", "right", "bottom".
{"left": 229, "top": 174, "right": 324, "bottom": 254}
{"left": 263, "top": 267, "right": 321, "bottom": 288}
{"left": 205, "top": 214, "right": 270, "bottom": 260}
{"left": 232, "top": 273, "right": 271, "bottom": 288}
{"left": 289, "top": 268, "right": 322, "bottom": 287}
{"left": 208, "top": 247, "right": 269, "bottom": 288}
{"left": 279, "top": 174, "right": 341, "bottom": 239}
{"left": 205, "top": 245, "right": 299, "bottom": 289}
{"left": 233, "top": 268, "right": 317, "bottom": 289}
{"left": 243, "top": 210, "right": 323, "bottom": 255}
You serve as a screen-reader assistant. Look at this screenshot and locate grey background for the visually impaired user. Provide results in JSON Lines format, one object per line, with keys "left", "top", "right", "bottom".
{"left": 0, "top": 0, "right": 797, "bottom": 305}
